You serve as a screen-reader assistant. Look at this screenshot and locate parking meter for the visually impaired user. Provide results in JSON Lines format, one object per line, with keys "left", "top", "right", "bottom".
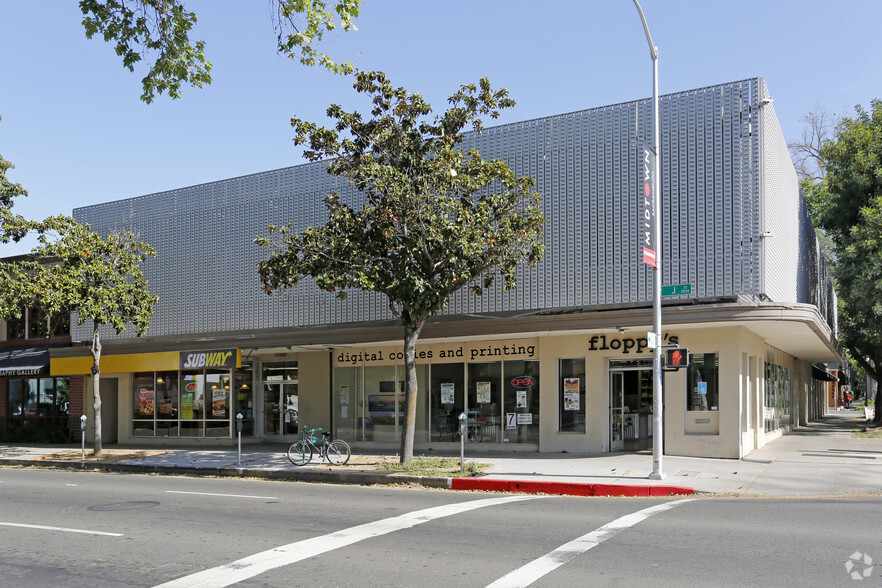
{"left": 459, "top": 412, "right": 467, "bottom": 437}
{"left": 80, "top": 415, "right": 87, "bottom": 465}
{"left": 236, "top": 413, "right": 243, "bottom": 465}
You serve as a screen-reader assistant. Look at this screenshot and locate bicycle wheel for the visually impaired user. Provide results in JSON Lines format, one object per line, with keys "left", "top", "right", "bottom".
{"left": 287, "top": 440, "right": 313, "bottom": 466}
{"left": 325, "top": 440, "right": 351, "bottom": 465}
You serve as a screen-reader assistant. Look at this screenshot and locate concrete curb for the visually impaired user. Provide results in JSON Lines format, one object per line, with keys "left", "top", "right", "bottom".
{"left": 0, "top": 459, "right": 695, "bottom": 497}
{"left": 0, "top": 459, "right": 451, "bottom": 488}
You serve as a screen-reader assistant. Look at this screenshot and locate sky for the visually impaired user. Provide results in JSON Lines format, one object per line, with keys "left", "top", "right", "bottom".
{"left": 1, "top": 1, "right": 880, "bottom": 255}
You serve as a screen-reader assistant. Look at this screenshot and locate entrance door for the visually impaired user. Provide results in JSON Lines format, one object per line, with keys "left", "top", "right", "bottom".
{"left": 263, "top": 382, "right": 299, "bottom": 437}
{"left": 609, "top": 359, "right": 654, "bottom": 452}
{"left": 100, "top": 378, "right": 118, "bottom": 444}
{"left": 610, "top": 372, "right": 625, "bottom": 451}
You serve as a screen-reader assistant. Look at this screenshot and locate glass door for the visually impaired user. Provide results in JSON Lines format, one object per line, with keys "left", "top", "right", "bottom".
{"left": 610, "top": 371, "right": 625, "bottom": 451}
{"left": 282, "top": 383, "right": 299, "bottom": 435}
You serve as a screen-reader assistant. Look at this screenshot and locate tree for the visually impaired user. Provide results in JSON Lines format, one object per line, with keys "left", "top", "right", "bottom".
{"left": 0, "top": 219, "right": 157, "bottom": 453}
{"left": 78, "top": 0, "right": 361, "bottom": 103}
{"left": 255, "top": 71, "right": 545, "bottom": 464}
{"left": 809, "top": 99, "right": 882, "bottom": 419}
{"left": 788, "top": 107, "right": 839, "bottom": 258}
{"left": 0, "top": 115, "right": 31, "bottom": 244}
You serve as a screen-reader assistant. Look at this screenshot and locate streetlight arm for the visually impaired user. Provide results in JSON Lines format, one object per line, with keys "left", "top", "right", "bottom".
{"left": 632, "top": 0, "right": 658, "bottom": 60}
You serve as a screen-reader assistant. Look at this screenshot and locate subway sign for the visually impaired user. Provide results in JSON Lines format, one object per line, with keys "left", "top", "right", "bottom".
{"left": 180, "top": 349, "right": 240, "bottom": 370}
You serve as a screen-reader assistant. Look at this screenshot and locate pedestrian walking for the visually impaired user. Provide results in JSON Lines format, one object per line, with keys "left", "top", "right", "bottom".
{"left": 845, "top": 391, "right": 852, "bottom": 410}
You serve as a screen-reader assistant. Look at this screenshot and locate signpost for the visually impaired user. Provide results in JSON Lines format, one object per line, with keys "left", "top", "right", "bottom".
{"left": 633, "top": 0, "right": 665, "bottom": 481}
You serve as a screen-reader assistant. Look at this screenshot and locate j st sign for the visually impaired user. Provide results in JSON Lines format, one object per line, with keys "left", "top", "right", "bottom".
{"left": 180, "top": 349, "right": 240, "bottom": 370}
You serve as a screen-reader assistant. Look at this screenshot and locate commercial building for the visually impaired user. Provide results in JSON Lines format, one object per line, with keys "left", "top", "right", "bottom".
{"left": 34, "top": 77, "right": 839, "bottom": 458}
{"left": 0, "top": 278, "right": 81, "bottom": 441}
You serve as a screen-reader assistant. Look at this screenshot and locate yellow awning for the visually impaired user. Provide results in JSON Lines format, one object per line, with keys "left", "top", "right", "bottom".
{"left": 52, "top": 351, "right": 180, "bottom": 376}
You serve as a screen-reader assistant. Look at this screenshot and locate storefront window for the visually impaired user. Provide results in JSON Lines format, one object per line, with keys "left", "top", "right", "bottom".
{"left": 6, "top": 377, "right": 70, "bottom": 432}
{"left": 687, "top": 353, "right": 719, "bottom": 411}
{"left": 131, "top": 368, "right": 239, "bottom": 438}
{"left": 333, "top": 363, "right": 428, "bottom": 443}
{"left": 23, "top": 378, "right": 38, "bottom": 416}
{"left": 156, "top": 371, "right": 179, "bottom": 420}
{"left": 133, "top": 372, "right": 155, "bottom": 436}
{"left": 430, "top": 363, "right": 464, "bottom": 442}
{"left": 503, "top": 360, "right": 540, "bottom": 443}
{"left": 559, "top": 358, "right": 586, "bottom": 433}
{"left": 468, "top": 362, "right": 501, "bottom": 443}
{"left": 364, "top": 366, "right": 401, "bottom": 442}
{"left": 56, "top": 378, "right": 70, "bottom": 416}
{"left": 764, "top": 363, "right": 792, "bottom": 432}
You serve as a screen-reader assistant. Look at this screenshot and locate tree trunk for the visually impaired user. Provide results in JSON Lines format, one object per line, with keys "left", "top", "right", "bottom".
{"left": 847, "top": 346, "right": 881, "bottom": 423}
{"left": 399, "top": 321, "right": 423, "bottom": 465}
{"left": 91, "top": 323, "right": 103, "bottom": 456}
{"left": 873, "top": 382, "right": 882, "bottom": 423}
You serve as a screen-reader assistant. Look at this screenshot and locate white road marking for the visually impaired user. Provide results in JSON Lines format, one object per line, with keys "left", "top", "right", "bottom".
{"left": 154, "top": 495, "right": 538, "bottom": 588}
{"left": 165, "top": 490, "right": 278, "bottom": 500}
{"left": 487, "top": 499, "right": 693, "bottom": 588}
{"left": 0, "top": 522, "right": 123, "bottom": 537}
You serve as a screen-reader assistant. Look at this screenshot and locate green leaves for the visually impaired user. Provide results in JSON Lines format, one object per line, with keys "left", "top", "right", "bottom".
{"left": 812, "top": 99, "right": 882, "bottom": 380}
{"left": 256, "top": 71, "right": 544, "bottom": 462}
{"left": 79, "top": 0, "right": 212, "bottom": 103}
{"left": 257, "top": 71, "right": 545, "bottom": 328}
{"left": 0, "top": 115, "right": 28, "bottom": 211}
{"left": 274, "top": 0, "right": 361, "bottom": 75}
{"left": 0, "top": 217, "right": 157, "bottom": 336}
{"left": 78, "top": 0, "right": 361, "bottom": 103}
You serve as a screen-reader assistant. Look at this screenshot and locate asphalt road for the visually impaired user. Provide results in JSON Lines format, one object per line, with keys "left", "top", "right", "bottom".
{"left": 0, "top": 468, "right": 879, "bottom": 587}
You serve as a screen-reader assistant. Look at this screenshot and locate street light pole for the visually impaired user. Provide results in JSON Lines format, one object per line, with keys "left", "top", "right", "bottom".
{"left": 632, "top": 0, "right": 666, "bottom": 480}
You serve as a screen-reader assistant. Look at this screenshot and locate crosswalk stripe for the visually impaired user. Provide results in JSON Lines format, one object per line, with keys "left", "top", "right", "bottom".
{"left": 0, "top": 521, "right": 123, "bottom": 537}
{"left": 486, "top": 499, "right": 693, "bottom": 588}
{"left": 154, "top": 494, "right": 538, "bottom": 588}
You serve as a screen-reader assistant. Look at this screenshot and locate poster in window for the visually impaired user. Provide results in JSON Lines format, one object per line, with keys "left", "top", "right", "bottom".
{"left": 477, "top": 381, "right": 491, "bottom": 404}
{"left": 441, "top": 382, "right": 455, "bottom": 404}
{"left": 339, "top": 385, "right": 349, "bottom": 405}
{"left": 139, "top": 388, "right": 154, "bottom": 416}
{"left": 212, "top": 388, "right": 226, "bottom": 416}
{"left": 516, "top": 390, "right": 527, "bottom": 408}
{"left": 368, "top": 392, "right": 404, "bottom": 425}
{"left": 563, "top": 377, "right": 580, "bottom": 411}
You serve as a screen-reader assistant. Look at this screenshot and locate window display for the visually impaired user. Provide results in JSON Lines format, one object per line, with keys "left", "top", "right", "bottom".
{"left": 559, "top": 359, "right": 586, "bottom": 433}
{"left": 130, "top": 365, "right": 250, "bottom": 438}
{"left": 5, "top": 376, "right": 70, "bottom": 432}
{"left": 687, "top": 353, "right": 719, "bottom": 411}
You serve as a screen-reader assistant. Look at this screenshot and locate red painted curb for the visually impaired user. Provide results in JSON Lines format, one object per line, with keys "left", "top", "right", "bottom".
{"left": 450, "top": 478, "right": 693, "bottom": 497}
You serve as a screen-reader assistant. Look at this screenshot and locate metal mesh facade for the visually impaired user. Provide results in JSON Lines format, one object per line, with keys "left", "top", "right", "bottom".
{"left": 73, "top": 77, "right": 835, "bottom": 341}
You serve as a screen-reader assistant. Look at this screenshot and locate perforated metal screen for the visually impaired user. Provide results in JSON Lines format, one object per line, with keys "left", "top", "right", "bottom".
{"left": 73, "top": 77, "right": 835, "bottom": 341}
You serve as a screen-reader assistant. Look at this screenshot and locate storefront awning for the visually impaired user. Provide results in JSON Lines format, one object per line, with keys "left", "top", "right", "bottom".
{"left": 0, "top": 346, "right": 50, "bottom": 377}
{"left": 811, "top": 364, "right": 839, "bottom": 382}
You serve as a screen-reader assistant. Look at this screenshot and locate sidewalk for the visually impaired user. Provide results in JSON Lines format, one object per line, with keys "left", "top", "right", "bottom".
{"left": 2, "top": 411, "right": 880, "bottom": 498}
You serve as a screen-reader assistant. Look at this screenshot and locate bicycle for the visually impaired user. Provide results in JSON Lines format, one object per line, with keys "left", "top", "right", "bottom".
{"left": 287, "top": 427, "right": 351, "bottom": 466}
